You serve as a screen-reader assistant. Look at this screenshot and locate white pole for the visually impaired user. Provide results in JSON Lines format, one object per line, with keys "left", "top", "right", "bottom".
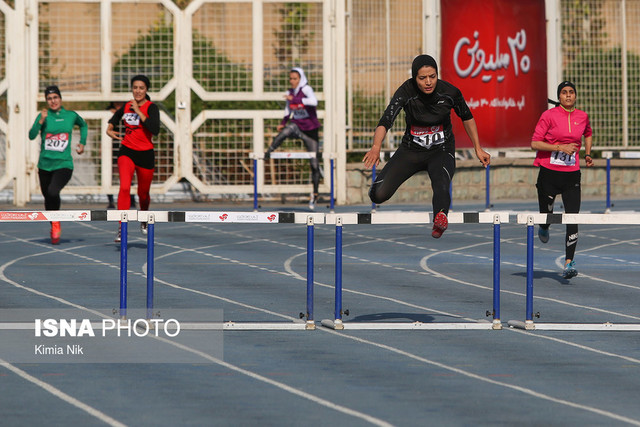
{"left": 545, "top": 0, "right": 562, "bottom": 104}
{"left": 424, "top": 0, "right": 439, "bottom": 59}
{"left": 333, "top": 0, "right": 346, "bottom": 205}
{"left": 10, "top": 0, "right": 33, "bottom": 206}
{"left": 621, "top": 0, "right": 628, "bottom": 148}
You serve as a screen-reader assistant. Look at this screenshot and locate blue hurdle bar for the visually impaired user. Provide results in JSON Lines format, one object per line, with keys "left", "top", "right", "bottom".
{"left": 526, "top": 220, "right": 535, "bottom": 326}
{"left": 146, "top": 214, "right": 155, "bottom": 320}
{"left": 119, "top": 213, "right": 128, "bottom": 319}
{"left": 333, "top": 217, "right": 343, "bottom": 329}
{"left": 493, "top": 216, "right": 500, "bottom": 321}
{"left": 306, "top": 216, "right": 315, "bottom": 329}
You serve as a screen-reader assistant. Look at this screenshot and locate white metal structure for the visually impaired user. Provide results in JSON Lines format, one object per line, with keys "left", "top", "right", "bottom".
{"left": 1, "top": 0, "right": 346, "bottom": 206}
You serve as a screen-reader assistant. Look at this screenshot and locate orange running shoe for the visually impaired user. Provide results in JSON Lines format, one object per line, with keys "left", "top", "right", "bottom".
{"left": 50, "top": 221, "right": 61, "bottom": 245}
{"left": 431, "top": 211, "right": 448, "bottom": 239}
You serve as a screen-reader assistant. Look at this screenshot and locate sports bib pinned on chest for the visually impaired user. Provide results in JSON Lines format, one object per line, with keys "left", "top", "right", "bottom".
{"left": 291, "top": 108, "right": 310, "bottom": 120}
{"left": 410, "top": 125, "right": 445, "bottom": 149}
{"left": 550, "top": 150, "right": 576, "bottom": 167}
{"left": 44, "top": 133, "right": 69, "bottom": 152}
{"left": 124, "top": 112, "right": 141, "bottom": 126}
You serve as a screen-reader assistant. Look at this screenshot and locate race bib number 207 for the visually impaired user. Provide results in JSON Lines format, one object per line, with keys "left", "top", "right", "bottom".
{"left": 410, "top": 125, "right": 444, "bottom": 149}
{"left": 44, "top": 133, "right": 69, "bottom": 152}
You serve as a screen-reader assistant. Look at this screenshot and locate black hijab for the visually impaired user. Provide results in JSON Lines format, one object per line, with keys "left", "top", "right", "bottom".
{"left": 412, "top": 55, "right": 438, "bottom": 79}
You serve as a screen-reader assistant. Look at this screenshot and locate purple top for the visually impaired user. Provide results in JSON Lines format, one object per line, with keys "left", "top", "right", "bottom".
{"left": 280, "top": 67, "right": 321, "bottom": 131}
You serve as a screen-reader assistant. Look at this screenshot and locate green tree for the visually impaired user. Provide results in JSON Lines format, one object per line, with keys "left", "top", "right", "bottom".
{"left": 561, "top": 0, "right": 607, "bottom": 64}
{"left": 267, "top": 3, "right": 320, "bottom": 92}
{"left": 273, "top": 3, "right": 313, "bottom": 65}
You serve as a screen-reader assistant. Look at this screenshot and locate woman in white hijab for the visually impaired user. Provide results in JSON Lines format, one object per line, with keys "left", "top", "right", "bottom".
{"left": 265, "top": 67, "right": 322, "bottom": 209}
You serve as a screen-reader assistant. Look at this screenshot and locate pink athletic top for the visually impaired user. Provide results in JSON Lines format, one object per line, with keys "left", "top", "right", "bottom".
{"left": 532, "top": 106, "right": 592, "bottom": 172}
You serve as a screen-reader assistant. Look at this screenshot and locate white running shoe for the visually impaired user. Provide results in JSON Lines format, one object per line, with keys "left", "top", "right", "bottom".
{"left": 308, "top": 194, "right": 318, "bottom": 211}
{"left": 140, "top": 222, "right": 148, "bottom": 235}
{"left": 114, "top": 226, "right": 121, "bottom": 243}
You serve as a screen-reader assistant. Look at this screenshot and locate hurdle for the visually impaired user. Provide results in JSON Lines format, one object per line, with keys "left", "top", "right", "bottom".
{"left": 508, "top": 213, "right": 640, "bottom": 331}
{"left": 139, "top": 210, "right": 324, "bottom": 330}
{"left": 321, "top": 211, "right": 509, "bottom": 330}
{"left": 96, "top": 210, "right": 140, "bottom": 320}
{"left": 252, "top": 152, "right": 334, "bottom": 211}
{"left": 602, "top": 151, "right": 640, "bottom": 213}
{"left": 0, "top": 209, "right": 138, "bottom": 319}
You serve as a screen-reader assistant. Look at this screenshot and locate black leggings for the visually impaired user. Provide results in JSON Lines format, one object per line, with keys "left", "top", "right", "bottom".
{"left": 269, "top": 123, "right": 320, "bottom": 194}
{"left": 369, "top": 143, "right": 455, "bottom": 217}
{"left": 38, "top": 168, "right": 73, "bottom": 211}
{"left": 536, "top": 167, "right": 581, "bottom": 260}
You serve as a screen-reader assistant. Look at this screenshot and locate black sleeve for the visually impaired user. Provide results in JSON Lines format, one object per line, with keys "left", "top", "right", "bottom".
{"left": 108, "top": 105, "right": 125, "bottom": 127}
{"left": 143, "top": 103, "right": 160, "bottom": 136}
{"left": 376, "top": 80, "right": 413, "bottom": 130}
{"left": 452, "top": 87, "right": 473, "bottom": 121}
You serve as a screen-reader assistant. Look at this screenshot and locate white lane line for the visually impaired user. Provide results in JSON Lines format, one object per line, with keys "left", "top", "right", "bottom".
{"left": 148, "top": 335, "right": 394, "bottom": 427}
{"left": 283, "top": 251, "right": 473, "bottom": 321}
{"left": 0, "top": 359, "right": 128, "bottom": 427}
{"left": 416, "top": 241, "right": 640, "bottom": 322}
{"left": 318, "top": 329, "right": 640, "bottom": 426}
{"left": 0, "top": 238, "right": 392, "bottom": 426}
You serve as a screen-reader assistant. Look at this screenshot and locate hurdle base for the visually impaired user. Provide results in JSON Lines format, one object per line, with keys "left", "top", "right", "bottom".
{"left": 492, "top": 319, "right": 503, "bottom": 330}
{"left": 508, "top": 320, "right": 640, "bottom": 331}
{"left": 320, "top": 321, "right": 496, "bottom": 330}
{"left": 507, "top": 320, "right": 535, "bottom": 330}
{"left": 321, "top": 319, "right": 344, "bottom": 330}
{"left": 305, "top": 320, "right": 316, "bottom": 330}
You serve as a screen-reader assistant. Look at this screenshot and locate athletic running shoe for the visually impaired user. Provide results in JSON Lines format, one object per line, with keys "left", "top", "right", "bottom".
{"left": 114, "top": 226, "right": 121, "bottom": 243}
{"left": 431, "top": 211, "right": 448, "bottom": 239}
{"left": 140, "top": 222, "right": 148, "bottom": 235}
{"left": 50, "top": 221, "right": 61, "bottom": 245}
{"left": 308, "top": 194, "right": 318, "bottom": 211}
{"left": 538, "top": 226, "right": 549, "bottom": 243}
{"left": 563, "top": 260, "right": 578, "bottom": 279}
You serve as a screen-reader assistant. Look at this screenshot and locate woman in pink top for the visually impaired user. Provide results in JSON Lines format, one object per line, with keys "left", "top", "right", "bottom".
{"left": 531, "top": 81, "right": 593, "bottom": 279}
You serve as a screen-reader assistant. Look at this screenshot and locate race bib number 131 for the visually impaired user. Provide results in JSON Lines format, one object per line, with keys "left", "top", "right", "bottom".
{"left": 550, "top": 150, "right": 576, "bottom": 167}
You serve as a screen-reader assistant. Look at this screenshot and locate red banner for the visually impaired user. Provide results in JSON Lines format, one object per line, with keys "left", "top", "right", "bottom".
{"left": 440, "top": 0, "right": 547, "bottom": 148}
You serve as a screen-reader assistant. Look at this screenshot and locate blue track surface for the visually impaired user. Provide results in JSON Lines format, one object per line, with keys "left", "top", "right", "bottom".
{"left": 1, "top": 199, "right": 640, "bottom": 426}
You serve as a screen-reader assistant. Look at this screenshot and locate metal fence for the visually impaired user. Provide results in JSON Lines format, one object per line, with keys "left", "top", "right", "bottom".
{"left": 558, "top": 0, "right": 640, "bottom": 149}
{"left": 0, "top": 0, "right": 638, "bottom": 206}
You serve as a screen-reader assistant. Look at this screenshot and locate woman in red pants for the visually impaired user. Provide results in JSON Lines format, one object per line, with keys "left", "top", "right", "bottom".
{"left": 106, "top": 75, "right": 160, "bottom": 242}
